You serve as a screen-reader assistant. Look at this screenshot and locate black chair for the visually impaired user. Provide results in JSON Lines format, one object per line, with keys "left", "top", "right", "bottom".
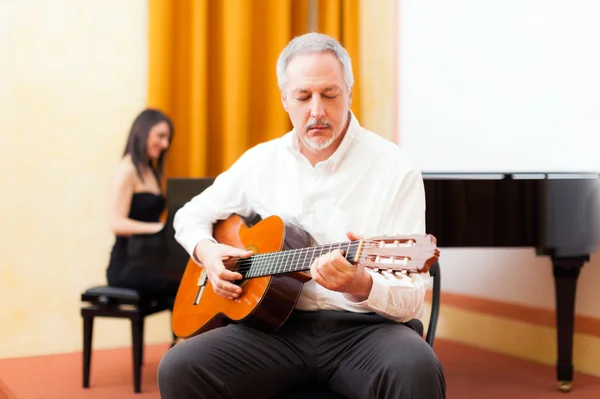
{"left": 272, "top": 261, "right": 442, "bottom": 399}
{"left": 426, "top": 261, "right": 441, "bottom": 348}
{"left": 80, "top": 286, "right": 173, "bottom": 393}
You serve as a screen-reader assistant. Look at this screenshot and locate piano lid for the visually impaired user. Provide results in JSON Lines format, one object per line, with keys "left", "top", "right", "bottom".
{"left": 423, "top": 172, "right": 600, "bottom": 180}
{"left": 422, "top": 173, "right": 600, "bottom": 257}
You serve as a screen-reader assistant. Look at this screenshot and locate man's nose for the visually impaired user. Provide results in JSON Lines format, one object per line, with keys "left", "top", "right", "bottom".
{"left": 310, "top": 97, "right": 325, "bottom": 119}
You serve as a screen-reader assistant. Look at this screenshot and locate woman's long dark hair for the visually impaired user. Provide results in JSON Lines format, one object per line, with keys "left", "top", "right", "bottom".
{"left": 123, "top": 108, "right": 174, "bottom": 182}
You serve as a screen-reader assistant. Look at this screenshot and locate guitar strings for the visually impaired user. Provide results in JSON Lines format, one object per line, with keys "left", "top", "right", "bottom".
{"left": 225, "top": 240, "right": 364, "bottom": 269}
{"left": 220, "top": 240, "right": 391, "bottom": 275}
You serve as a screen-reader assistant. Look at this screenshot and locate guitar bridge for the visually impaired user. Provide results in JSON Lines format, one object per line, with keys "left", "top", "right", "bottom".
{"left": 194, "top": 269, "right": 208, "bottom": 305}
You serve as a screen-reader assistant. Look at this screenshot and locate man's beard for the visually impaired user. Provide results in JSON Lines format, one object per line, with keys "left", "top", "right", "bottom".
{"left": 302, "top": 118, "right": 335, "bottom": 150}
{"left": 302, "top": 133, "right": 336, "bottom": 150}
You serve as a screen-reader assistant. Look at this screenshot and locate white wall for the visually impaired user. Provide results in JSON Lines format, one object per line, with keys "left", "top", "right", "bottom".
{"left": 0, "top": 0, "right": 174, "bottom": 359}
{"left": 398, "top": 0, "right": 600, "bottom": 174}
{"left": 397, "top": 0, "right": 600, "bottom": 318}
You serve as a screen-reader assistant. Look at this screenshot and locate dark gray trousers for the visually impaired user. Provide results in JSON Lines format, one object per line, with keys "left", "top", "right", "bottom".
{"left": 158, "top": 310, "right": 446, "bottom": 399}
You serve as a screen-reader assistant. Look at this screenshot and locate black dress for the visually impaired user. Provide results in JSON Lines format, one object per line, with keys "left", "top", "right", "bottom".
{"left": 106, "top": 192, "right": 180, "bottom": 310}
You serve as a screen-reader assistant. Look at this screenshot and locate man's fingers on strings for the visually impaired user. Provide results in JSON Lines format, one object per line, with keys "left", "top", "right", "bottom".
{"left": 214, "top": 286, "right": 237, "bottom": 300}
{"left": 222, "top": 246, "right": 255, "bottom": 259}
{"left": 214, "top": 278, "right": 242, "bottom": 295}
{"left": 329, "top": 250, "right": 351, "bottom": 272}
{"left": 238, "top": 249, "right": 255, "bottom": 258}
{"left": 219, "top": 269, "right": 243, "bottom": 281}
{"left": 311, "top": 257, "right": 329, "bottom": 285}
{"left": 309, "top": 258, "right": 320, "bottom": 279}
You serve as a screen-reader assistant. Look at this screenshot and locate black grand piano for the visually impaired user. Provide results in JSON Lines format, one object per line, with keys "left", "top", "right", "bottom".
{"left": 423, "top": 172, "right": 599, "bottom": 392}
{"left": 163, "top": 172, "right": 600, "bottom": 392}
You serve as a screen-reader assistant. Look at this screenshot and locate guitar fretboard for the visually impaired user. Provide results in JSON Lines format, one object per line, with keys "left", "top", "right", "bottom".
{"left": 244, "top": 240, "right": 361, "bottom": 278}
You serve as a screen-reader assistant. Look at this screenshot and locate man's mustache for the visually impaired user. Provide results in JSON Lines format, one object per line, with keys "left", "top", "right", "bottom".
{"left": 306, "top": 119, "right": 332, "bottom": 131}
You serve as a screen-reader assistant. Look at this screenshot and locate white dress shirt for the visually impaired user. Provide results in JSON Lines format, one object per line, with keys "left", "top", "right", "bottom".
{"left": 173, "top": 112, "right": 430, "bottom": 323}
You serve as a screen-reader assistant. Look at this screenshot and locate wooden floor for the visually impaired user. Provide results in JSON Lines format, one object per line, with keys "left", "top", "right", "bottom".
{"left": 1, "top": 339, "right": 599, "bottom": 398}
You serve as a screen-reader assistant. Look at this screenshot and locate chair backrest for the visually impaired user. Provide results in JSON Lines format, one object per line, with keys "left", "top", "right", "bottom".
{"left": 428, "top": 261, "right": 439, "bottom": 278}
{"left": 425, "top": 261, "right": 441, "bottom": 347}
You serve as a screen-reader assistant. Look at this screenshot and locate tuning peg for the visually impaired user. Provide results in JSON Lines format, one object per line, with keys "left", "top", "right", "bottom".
{"left": 394, "top": 271, "right": 409, "bottom": 278}
{"left": 382, "top": 269, "right": 394, "bottom": 279}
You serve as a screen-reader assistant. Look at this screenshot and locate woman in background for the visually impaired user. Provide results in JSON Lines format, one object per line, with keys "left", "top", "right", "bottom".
{"left": 106, "top": 108, "right": 180, "bottom": 314}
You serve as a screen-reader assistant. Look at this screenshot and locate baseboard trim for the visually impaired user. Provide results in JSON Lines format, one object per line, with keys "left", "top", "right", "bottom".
{"left": 422, "top": 293, "right": 600, "bottom": 378}
{"left": 425, "top": 290, "right": 600, "bottom": 338}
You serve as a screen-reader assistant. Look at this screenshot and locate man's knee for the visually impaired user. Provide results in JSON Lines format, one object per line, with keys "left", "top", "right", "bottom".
{"left": 398, "top": 345, "right": 443, "bottom": 379}
{"left": 158, "top": 342, "right": 212, "bottom": 398}
{"left": 381, "top": 342, "right": 445, "bottom": 397}
{"left": 157, "top": 345, "right": 186, "bottom": 391}
{"left": 159, "top": 337, "right": 235, "bottom": 399}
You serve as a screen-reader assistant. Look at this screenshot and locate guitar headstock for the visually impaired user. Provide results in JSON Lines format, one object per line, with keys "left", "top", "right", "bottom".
{"left": 356, "top": 234, "right": 439, "bottom": 275}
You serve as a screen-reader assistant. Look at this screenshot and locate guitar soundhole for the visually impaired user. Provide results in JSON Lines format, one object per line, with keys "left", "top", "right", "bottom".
{"left": 226, "top": 258, "right": 241, "bottom": 273}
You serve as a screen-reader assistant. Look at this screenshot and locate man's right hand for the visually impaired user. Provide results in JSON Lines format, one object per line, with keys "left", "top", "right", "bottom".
{"left": 193, "top": 240, "right": 254, "bottom": 300}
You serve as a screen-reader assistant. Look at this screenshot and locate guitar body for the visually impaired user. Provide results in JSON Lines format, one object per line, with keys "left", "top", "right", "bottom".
{"left": 172, "top": 214, "right": 312, "bottom": 338}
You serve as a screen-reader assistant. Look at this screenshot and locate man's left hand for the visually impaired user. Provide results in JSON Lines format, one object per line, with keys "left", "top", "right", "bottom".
{"left": 310, "top": 232, "right": 373, "bottom": 301}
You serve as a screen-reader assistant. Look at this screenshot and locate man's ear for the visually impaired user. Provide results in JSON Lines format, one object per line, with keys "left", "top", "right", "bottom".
{"left": 348, "top": 88, "right": 353, "bottom": 107}
{"left": 281, "top": 92, "right": 288, "bottom": 111}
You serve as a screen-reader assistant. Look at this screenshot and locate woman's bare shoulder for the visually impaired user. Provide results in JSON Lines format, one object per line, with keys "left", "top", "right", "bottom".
{"left": 114, "top": 154, "right": 138, "bottom": 183}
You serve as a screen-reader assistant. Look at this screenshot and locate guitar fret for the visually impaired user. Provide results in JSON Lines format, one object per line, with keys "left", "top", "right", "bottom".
{"left": 275, "top": 252, "right": 284, "bottom": 275}
{"left": 269, "top": 253, "right": 276, "bottom": 274}
{"left": 299, "top": 248, "right": 308, "bottom": 271}
{"left": 247, "top": 256, "right": 256, "bottom": 278}
{"left": 245, "top": 258, "right": 253, "bottom": 278}
{"left": 302, "top": 247, "right": 310, "bottom": 271}
{"left": 292, "top": 248, "right": 301, "bottom": 272}
{"left": 253, "top": 253, "right": 265, "bottom": 277}
{"left": 267, "top": 253, "right": 276, "bottom": 275}
{"left": 344, "top": 242, "right": 352, "bottom": 262}
{"left": 256, "top": 254, "right": 265, "bottom": 277}
{"left": 287, "top": 249, "right": 297, "bottom": 274}
{"left": 286, "top": 250, "right": 294, "bottom": 273}
{"left": 277, "top": 252, "right": 284, "bottom": 274}
{"left": 303, "top": 247, "right": 312, "bottom": 270}
{"left": 248, "top": 240, "right": 364, "bottom": 278}
{"left": 302, "top": 248, "right": 311, "bottom": 271}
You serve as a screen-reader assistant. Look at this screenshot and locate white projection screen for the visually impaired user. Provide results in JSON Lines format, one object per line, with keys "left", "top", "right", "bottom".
{"left": 397, "top": 0, "right": 600, "bottom": 174}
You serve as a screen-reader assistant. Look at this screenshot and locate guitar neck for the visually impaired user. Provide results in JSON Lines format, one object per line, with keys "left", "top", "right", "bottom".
{"left": 244, "top": 241, "right": 361, "bottom": 278}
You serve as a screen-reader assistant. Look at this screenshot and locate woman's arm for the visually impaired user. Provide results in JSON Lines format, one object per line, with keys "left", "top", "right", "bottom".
{"left": 108, "top": 158, "right": 163, "bottom": 236}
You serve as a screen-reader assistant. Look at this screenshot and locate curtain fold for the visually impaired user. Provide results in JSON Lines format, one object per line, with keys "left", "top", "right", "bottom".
{"left": 148, "top": 0, "right": 360, "bottom": 179}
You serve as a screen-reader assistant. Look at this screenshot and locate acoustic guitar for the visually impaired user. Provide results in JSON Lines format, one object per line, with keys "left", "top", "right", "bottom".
{"left": 171, "top": 214, "right": 440, "bottom": 338}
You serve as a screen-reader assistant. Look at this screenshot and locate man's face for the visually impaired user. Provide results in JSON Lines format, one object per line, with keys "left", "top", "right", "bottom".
{"left": 281, "top": 52, "right": 352, "bottom": 151}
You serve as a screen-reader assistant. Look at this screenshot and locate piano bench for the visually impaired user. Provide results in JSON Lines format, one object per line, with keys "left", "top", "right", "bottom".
{"left": 80, "top": 285, "right": 171, "bottom": 393}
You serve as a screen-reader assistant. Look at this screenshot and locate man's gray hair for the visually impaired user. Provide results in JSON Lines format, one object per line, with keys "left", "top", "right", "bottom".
{"left": 276, "top": 32, "right": 354, "bottom": 93}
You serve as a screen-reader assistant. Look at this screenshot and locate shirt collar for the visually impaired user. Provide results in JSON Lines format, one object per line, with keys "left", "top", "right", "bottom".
{"left": 286, "top": 110, "right": 360, "bottom": 171}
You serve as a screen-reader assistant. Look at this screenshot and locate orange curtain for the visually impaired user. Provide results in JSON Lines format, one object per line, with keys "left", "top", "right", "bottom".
{"left": 147, "top": 0, "right": 361, "bottom": 179}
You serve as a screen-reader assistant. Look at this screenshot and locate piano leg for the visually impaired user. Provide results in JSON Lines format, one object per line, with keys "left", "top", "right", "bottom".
{"left": 552, "top": 256, "right": 587, "bottom": 393}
